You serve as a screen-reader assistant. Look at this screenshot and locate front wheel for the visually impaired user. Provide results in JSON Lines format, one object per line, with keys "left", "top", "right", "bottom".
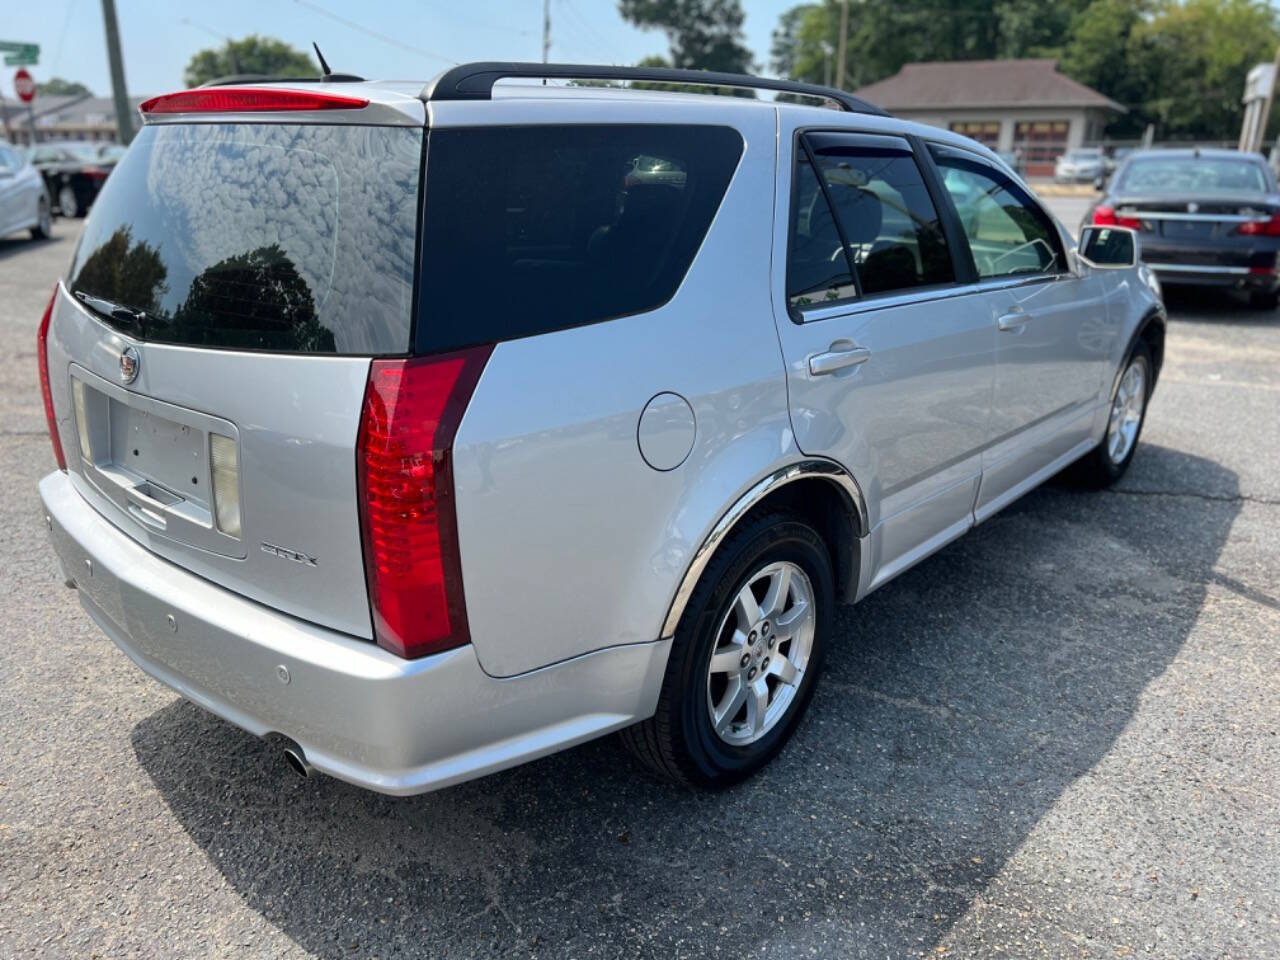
{"left": 622, "top": 512, "right": 833, "bottom": 788}
{"left": 1073, "top": 342, "right": 1152, "bottom": 487}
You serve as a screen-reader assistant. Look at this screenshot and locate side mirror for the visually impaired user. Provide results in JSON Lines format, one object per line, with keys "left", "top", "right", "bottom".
{"left": 1078, "top": 225, "right": 1138, "bottom": 269}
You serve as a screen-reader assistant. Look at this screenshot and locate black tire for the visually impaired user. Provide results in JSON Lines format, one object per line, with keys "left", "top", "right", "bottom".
{"left": 621, "top": 511, "right": 834, "bottom": 788}
{"left": 1072, "top": 340, "right": 1153, "bottom": 488}
{"left": 1248, "top": 288, "right": 1279, "bottom": 310}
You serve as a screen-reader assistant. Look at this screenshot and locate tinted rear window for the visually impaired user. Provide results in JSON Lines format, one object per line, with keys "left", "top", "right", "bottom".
{"left": 1118, "top": 157, "right": 1272, "bottom": 195}
{"left": 418, "top": 124, "right": 743, "bottom": 353}
{"left": 68, "top": 123, "right": 422, "bottom": 354}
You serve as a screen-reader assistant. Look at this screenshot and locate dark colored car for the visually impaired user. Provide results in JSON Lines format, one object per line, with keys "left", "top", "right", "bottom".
{"left": 27, "top": 141, "right": 119, "bottom": 219}
{"left": 1083, "top": 148, "right": 1280, "bottom": 308}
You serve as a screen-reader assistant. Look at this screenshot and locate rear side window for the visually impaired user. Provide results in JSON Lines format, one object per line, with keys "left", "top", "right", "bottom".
{"left": 417, "top": 124, "right": 743, "bottom": 353}
{"left": 788, "top": 133, "right": 954, "bottom": 308}
{"left": 68, "top": 123, "right": 422, "bottom": 354}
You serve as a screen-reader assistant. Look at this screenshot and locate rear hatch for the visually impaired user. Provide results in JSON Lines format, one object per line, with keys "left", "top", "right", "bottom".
{"left": 46, "top": 113, "right": 423, "bottom": 639}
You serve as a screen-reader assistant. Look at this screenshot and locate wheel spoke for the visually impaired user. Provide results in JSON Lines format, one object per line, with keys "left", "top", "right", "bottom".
{"left": 708, "top": 631, "right": 748, "bottom": 674}
{"left": 733, "top": 582, "right": 761, "bottom": 628}
{"left": 713, "top": 677, "right": 747, "bottom": 734}
{"left": 774, "top": 599, "right": 809, "bottom": 634}
{"left": 760, "top": 565, "right": 791, "bottom": 620}
{"left": 745, "top": 679, "right": 770, "bottom": 735}
{"left": 769, "top": 655, "right": 799, "bottom": 686}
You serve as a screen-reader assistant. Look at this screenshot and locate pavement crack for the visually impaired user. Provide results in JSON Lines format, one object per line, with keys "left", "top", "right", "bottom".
{"left": 1106, "top": 487, "right": 1280, "bottom": 506}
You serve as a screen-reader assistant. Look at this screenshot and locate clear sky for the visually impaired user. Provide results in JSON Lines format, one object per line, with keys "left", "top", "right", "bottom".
{"left": 0, "top": 0, "right": 798, "bottom": 100}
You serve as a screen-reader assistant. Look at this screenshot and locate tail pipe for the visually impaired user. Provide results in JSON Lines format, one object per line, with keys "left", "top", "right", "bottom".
{"left": 281, "top": 740, "right": 313, "bottom": 779}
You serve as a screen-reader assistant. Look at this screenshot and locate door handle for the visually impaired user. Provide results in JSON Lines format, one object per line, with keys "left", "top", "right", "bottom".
{"left": 808, "top": 345, "right": 872, "bottom": 376}
{"left": 997, "top": 310, "right": 1030, "bottom": 331}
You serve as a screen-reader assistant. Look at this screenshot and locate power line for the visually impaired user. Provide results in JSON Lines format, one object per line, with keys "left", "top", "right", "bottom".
{"left": 291, "top": 0, "right": 458, "bottom": 65}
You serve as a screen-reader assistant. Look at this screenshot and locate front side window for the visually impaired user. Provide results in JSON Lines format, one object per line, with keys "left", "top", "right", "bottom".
{"left": 418, "top": 124, "right": 744, "bottom": 353}
{"left": 931, "top": 146, "right": 1063, "bottom": 279}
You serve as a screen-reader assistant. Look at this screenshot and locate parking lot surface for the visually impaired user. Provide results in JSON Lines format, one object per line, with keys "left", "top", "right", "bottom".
{"left": 1, "top": 219, "right": 1277, "bottom": 959}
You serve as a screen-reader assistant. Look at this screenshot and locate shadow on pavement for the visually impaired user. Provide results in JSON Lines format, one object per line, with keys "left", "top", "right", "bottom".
{"left": 1160, "top": 285, "right": 1280, "bottom": 324}
{"left": 131, "top": 443, "right": 1239, "bottom": 958}
{"left": 0, "top": 230, "right": 71, "bottom": 264}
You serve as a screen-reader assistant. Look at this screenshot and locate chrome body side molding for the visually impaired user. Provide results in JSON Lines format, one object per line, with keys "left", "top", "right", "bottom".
{"left": 660, "top": 460, "right": 867, "bottom": 639}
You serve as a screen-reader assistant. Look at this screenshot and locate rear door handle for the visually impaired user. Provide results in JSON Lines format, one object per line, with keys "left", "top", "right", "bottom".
{"left": 809, "top": 345, "right": 872, "bottom": 376}
{"left": 997, "top": 310, "right": 1030, "bottom": 331}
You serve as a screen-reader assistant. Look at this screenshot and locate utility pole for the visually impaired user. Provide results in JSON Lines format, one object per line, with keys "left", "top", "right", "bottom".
{"left": 101, "top": 0, "right": 134, "bottom": 144}
{"left": 834, "top": 0, "right": 850, "bottom": 90}
{"left": 542, "top": 0, "right": 551, "bottom": 64}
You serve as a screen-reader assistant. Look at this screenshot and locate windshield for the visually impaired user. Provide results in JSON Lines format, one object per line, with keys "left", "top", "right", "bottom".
{"left": 1067, "top": 150, "right": 1101, "bottom": 160}
{"left": 1119, "top": 156, "right": 1271, "bottom": 195}
{"left": 68, "top": 122, "right": 421, "bottom": 354}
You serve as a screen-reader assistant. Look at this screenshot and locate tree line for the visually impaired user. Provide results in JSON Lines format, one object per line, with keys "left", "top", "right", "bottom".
{"left": 621, "top": 0, "right": 1280, "bottom": 141}
{"left": 169, "top": 1, "right": 1280, "bottom": 143}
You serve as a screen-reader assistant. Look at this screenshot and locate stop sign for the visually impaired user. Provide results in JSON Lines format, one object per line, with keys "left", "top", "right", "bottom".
{"left": 14, "top": 68, "right": 35, "bottom": 104}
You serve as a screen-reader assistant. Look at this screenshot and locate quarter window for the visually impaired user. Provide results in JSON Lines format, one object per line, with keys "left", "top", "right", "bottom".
{"left": 418, "top": 124, "right": 744, "bottom": 353}
{"left": 786, "top": 154, "right": 857, "bottom": 308}
{"left": 931, "top": 146, "right": 1063, "bottom": 279}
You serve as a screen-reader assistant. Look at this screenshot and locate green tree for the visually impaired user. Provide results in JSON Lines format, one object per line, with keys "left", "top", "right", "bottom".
{"left": 183, "top": 35, "right": 317, "bottom": 87}
{"left": 1127, "top": 0, "right": 1280, "bottom": 139}
{"left": 1060, "top": 0, "right": 1150, "bottom": 137}
{"left": 619, "top": 0, "right": 754, "bottom": 73}
{"left": 36, "top": 77, "right": 92, "bottom": 96}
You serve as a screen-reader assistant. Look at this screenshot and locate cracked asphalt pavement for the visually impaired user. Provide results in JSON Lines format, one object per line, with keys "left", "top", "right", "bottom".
{"left": 2, "top": 214, "right": 1277, "bottom": 959}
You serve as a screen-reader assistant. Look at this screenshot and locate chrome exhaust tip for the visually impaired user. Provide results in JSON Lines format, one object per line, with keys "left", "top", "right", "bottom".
{"left": 282, "top": 742, "right": 313, "bottom": 779}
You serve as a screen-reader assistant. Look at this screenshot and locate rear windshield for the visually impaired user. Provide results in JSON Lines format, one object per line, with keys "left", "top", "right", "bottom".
{"left": 417, "top": 124, "right": 743, "bottom": 353}
{"left": 68, "top": 123, "right": 422, "bottom": 354}
{"left": 1118, "top": 156, "right": 1272, "bottom": 195}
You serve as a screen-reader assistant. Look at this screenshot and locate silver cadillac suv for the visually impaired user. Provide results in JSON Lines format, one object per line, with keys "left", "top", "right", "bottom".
{"left": 37, "top": 63, "right": 1165, "bottom": 795}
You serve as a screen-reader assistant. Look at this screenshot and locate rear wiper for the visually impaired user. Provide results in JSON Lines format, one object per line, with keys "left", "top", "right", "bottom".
{"left": 74, "top": 291, "right": 149, "bottom": 337}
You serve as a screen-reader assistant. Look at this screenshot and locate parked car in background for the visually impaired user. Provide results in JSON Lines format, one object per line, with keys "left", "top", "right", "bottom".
{"left": 1083, "top": 147, "right": 1280, "bottom": 308}
{"left": 1055, "top": 147, "right": 1106, "bottom": 183}
{"left": 28, "top": 140, "right": 120, "bottom": 218}
{"left": 0, "top": 141, "right": 53, "bottom": 241}
{"left": 38, "top": 64, "right": 1165, "bottom": 796}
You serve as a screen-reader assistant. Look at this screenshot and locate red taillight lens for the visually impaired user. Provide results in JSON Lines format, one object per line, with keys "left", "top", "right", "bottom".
{"left": 357, "top": 347, "right": 492, "bottom": 659}
{"left": 37, "top": 286, "right": 67, "bottom": 472}
{"left": 83, "top": 166, "right": 110, "bottom": 180}
{"left": 1093, "top": 205, "right": 1141, "bottom": 230}
{"left": 139, "top": 88, "right": 369, "bottom": 115}
{"left": 1236, "top": 213, "right": 1280, "bottom": 236}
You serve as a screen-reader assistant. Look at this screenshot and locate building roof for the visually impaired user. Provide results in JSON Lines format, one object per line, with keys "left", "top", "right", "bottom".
{"left": 854, "top": 59, "right": 1125, "bottom": 113}
{"left": 0, "top": 94, "right": 148, "bottom": 128}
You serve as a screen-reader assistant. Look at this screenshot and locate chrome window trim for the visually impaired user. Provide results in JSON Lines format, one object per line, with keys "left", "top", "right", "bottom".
{"left": 793, "top": 271, "right": 1064, "bottom": 324}
{"left": 660, "top": 460, "right": 867, "bottom": 638}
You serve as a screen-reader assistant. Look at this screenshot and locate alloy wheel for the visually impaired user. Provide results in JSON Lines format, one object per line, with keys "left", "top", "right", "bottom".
{"left": 705, "top": 560, "right": 816, "bottom": 746}
{"left": 1107, "top": 358, "right": 1147, "bottom": 465}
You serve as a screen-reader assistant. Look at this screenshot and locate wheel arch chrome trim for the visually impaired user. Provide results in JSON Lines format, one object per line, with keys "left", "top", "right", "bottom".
{"left": 660, "top": 459, "right": 868, "bottom": 639}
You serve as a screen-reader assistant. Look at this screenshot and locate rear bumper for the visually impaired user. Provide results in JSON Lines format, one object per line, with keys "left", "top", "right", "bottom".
{"left": 40, "top": 470, "right": 669, "bottom": 795}
{"left": 1146, "top": 262, "right": 1280, "bottom": 290}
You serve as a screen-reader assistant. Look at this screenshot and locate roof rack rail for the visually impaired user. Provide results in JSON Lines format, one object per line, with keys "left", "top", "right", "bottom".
{"left": 420, "top": 61, "right": 888, "bottom": 116}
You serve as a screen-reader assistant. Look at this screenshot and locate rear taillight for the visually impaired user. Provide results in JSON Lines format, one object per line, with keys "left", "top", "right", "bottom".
{"left": 83, "top": 166, "right": 110, "bottom": 180}
{"left": 1093, "top": 205, "right": 1141, "bottom": 230}
{"left": 36, "top": 287, "right": 66, "bottom": 471}
{"left": 139, "top": 88, "right": 369, "bottom": 115}
{"left": 1235, "top": 213, "right": 1280, "bottom": 236}
{"left": 357, "top": 347, "right": 492, "bottom": 659}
